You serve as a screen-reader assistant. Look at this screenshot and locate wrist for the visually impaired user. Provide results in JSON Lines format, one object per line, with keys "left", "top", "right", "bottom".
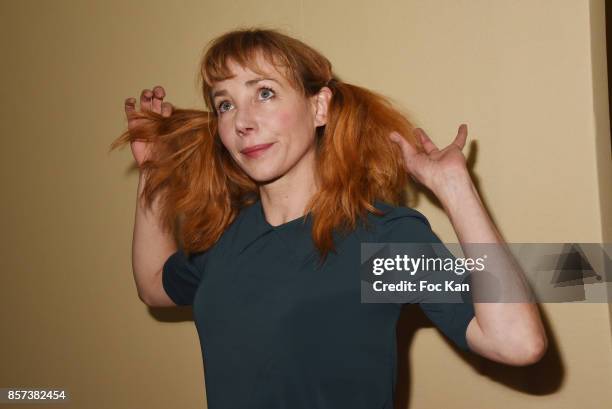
{"left": 432, "top": 169, "right": 481, "bottom": 212}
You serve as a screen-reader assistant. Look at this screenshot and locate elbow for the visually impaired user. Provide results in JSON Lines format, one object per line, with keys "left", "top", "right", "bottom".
{"left": 500, "top": 333, "right": 548, "bottom": 366}
{"left": 528, "top": 334, "right": 549, "bottom": 364}
{"left": 136, "top": 270, "right": 162, "bottom": 307}
{"left": 137, "top": 289, "right": 154, "bottom": 307}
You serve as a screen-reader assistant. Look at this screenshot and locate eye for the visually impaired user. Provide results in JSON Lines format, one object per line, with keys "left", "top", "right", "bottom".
{"left": 258, "top": 86, "right": 275, "bottom": 100}
{"left": 216, "top": 86, "right": 276, "bottom": 115}
{"left": 217, "top": 100, "right": 232, "bottom": 114}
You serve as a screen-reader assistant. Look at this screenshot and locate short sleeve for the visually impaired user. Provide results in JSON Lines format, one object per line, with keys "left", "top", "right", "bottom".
{"left": 378, "top": 206, "right": 475, "bottom": 352}
{"left": 161, "top": 247, "right": 207, "bottom": 306}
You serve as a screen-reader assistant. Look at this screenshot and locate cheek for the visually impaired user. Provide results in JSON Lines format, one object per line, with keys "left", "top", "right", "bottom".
{"left": 274, "top": 109, "right": 299, "bottom": 130}
{"left": 217, "top": 123, "right": 234, "bottom": 148}
{"left": 217, "top": 136, "right": 238, "bottom": 163}
{"left": 271, "top": 106, "right": 313, "bottom": 144}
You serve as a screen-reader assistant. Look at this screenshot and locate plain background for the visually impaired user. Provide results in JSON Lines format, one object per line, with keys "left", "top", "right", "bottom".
{"left": 1, "top": 0, "right": 611, "bottom": 408}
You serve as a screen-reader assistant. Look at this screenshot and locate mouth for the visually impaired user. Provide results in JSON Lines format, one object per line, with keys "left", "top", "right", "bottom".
{"left": 240, "top": 142, "right": 275, "bottom": 158}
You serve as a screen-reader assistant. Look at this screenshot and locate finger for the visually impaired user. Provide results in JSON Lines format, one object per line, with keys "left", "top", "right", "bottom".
{"left": 415, "top": 128, "right": 439, "bottom": 154}
{"left": 161, "top": 101, "right": 173, "bottom": 118}
{"left": 389, "top": 131, "right": 417, "bottom": 157}
{"left": 140, "top": 89, "right": 153, "bottom": 112}
{"left": 453, "top": 124, "right": 468, "bottom": 150}
{"left": 151, "top": 85, "right": 165, "bottom": 114}
{"left": 124, "top": 97, "right": 136, "bottom": 118}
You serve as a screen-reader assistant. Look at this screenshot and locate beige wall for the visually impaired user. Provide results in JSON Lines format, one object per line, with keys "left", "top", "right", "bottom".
{"left": 1, "top": 1, "right": 610, "bottom": 408}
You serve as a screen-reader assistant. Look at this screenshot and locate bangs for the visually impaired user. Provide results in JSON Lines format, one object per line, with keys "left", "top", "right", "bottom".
{"left": 198, "top": 28, "right": 328, "bottom": 112}
{"left": 202, "top": 40, "right": 302, "bottom": 93}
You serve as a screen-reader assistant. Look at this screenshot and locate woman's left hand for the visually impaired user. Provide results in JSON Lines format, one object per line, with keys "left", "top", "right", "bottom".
{"left": 388, "top": 124, "right": 470, "bottom": 196}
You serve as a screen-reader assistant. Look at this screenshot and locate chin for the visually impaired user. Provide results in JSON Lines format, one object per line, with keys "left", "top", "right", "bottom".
{"left": 241, "top": 163, "right": 285, "bottom": 184}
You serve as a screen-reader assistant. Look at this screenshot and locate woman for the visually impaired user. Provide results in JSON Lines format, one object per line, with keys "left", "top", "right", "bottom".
{"left": 111, "top": 28, "right": 547, "bottom": 408}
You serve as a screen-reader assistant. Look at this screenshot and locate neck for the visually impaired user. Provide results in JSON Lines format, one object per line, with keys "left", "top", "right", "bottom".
{"left": 258, "top": 149, "right": 319, "bottom": 227}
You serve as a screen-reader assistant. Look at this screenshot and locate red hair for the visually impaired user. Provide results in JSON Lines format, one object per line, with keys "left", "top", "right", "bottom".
{"left": 110, "top": 27, "right": 424, "bottom": 263}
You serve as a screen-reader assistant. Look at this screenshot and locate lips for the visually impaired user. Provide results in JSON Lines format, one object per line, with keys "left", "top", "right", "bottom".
{"left": 240, "top": 143, "right": 275, "bottom": 156}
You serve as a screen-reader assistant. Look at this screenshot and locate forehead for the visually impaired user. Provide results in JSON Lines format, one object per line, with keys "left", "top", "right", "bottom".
{"left": 211, "top": 53, "right": 292, "bottom": 91}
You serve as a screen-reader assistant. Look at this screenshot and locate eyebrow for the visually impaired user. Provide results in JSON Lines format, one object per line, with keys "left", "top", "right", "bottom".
{"left": 211, "top": 77, "right": 280, "bottom": 100}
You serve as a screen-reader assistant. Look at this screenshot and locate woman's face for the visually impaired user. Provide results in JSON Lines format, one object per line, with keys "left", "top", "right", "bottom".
{"left": 211, "top": 55, "right": 325, "bottom": 184}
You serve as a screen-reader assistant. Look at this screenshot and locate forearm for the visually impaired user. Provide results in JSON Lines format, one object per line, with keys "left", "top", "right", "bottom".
{"left": 435, "top": 172, "right": 547, "bottom": 364}
{"left": 132, "top": 172, "right": 177, "bottom": 302}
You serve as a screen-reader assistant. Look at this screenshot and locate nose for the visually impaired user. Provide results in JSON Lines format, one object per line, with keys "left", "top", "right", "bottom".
{"left": 234, "top": 103, "right": 257, "bottom": 137}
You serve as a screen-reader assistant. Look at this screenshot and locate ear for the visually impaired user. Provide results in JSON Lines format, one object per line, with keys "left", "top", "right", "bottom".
{"left": 310, "top": 86, "right": 333, "bottom": 127}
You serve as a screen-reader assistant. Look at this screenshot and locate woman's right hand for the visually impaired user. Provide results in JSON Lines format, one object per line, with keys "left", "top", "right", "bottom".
{"left": 124, "top": 86, "right": 174, "bottom": 168}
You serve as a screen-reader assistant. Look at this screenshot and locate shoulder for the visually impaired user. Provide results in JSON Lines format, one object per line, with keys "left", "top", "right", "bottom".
{"left": 177, "top": 206, "right": 253, "bottom": 266}
{"left": 369, "top": 200, "right": 432, "bottom": 228}
{"left": 367, "top": 201, "right": 437, "bottom": 243}
{"left": 372, "top": 201, "right": 430, "bottom": 224}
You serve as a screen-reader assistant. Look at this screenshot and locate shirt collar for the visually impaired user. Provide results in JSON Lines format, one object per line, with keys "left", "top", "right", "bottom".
{"left": 235, "top": 199, "right": 273, "bottom": 254}
{"left": 235, "top": 199, "right": 392, "bottom": 254}
{"left": 236, "top": 199, "right": 317, "bottom": 254}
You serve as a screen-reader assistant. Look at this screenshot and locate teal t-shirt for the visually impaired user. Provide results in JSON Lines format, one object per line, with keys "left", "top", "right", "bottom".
{"left": 162, "top": 199, "right": 475, "bottom": 409}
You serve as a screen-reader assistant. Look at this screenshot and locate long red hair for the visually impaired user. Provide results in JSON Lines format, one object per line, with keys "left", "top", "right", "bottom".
{"left": 110, "top": 27, "right": 424, "bottom": 263}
